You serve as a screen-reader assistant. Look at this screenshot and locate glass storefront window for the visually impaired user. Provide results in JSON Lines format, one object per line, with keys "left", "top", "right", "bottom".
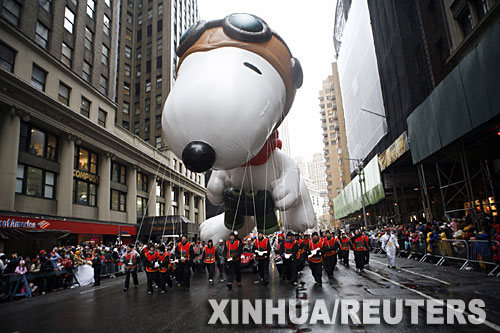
{"left": 76, "top": 180, "right": 88, "bottom": 205}
{"left": 29, "top": 128, "right": 45, "bottom": 157}
{"left": 26, "top": 166, "right": 43, "bottom": 197}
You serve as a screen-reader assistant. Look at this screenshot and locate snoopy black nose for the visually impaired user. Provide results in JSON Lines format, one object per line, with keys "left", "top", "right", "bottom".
{"left": 182, "top": 141, "right": 216, "bottom": 173}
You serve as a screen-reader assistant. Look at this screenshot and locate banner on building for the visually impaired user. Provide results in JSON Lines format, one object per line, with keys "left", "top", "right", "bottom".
{"left": 378, "top": 131, "right": 410, "bottom": 172}
{"left": 333, "top": 155, "right": 385, "bottom": 219}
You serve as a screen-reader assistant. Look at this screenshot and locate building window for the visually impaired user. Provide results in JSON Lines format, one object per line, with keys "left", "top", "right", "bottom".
{"left": 16, "top": 164, "right": 55, "bottom": 199}
{"left": 64, "top": 7, "right": 75, "bottom": 33}
{"left": 111, "top": 189, "right": 126, "bottom": 211}
{"left": 84, "top": 27, "right": 93, "bottom": 51}
{"left": 125, "top": 46, "right": 131, "bottom": 59}
{"left": 136, "top": 28, "right": 142, "bottom": 41}
{"left": 61, "top": 42, "right": 72, "bottom": 67}
{"left": 82, "top": 61, "right": 92, "bottom": 82}
{"left": 103, "top": 14, "right": 110, "bottom": 36}
{"left": 35, "top": 21, "right": 49, "bottom": 49}
{"left": 157, "top": 3, "right": 163, "bottom": 16}
{"left": 156, "top": 202, "right": 165, "bottom": 216}
{"left": 155, "top": 136, "right": 161, "bottom": 148}
{"left": 137, "top": 197, "right": 147, "bottom": 216}
{"left": 137, "top": 172, "right": 148, "bottom": 191}
{"left": 0, "top": 42, "right": 16, "bottom": 72}
{"left": 147, "top": 24, "right": 152, "bottom": 36}
{"left": 145, "top": 98, "right": 150, "bottom": 113}
{"left": 125, "top": 28, "right": 132, "bottom": 41}
{"left": 122, "top": 120, "right": 129, "bottom": 129}
{"left": 145, "top": 79, "right": 151, "bottom": 92}
{"left": 473, "top": 0, "right": 490, "bottom": 20}
{"left": 86, "top": 0, "right": 94, "bottom": 19}
{"left": 102, "top": 44, "right": 109, "bottom": 66}
{"left": 157, "top": 37, "right": 162, "bottom": 50}
{"left": 155, "top": 115, "right": 161, "bottom": 129}
{"left": 124, "top": 82, "right": 130, "bottom": 96}
{"left": 19, "top": 122, "right": 58, "bottom": 161}
{"left": 156, "top": 56, "right": 162, "bottom": 68}
{"left": 144, "top": 118, "right": 150, "bottom": 132}
{"left": 156, "top": 75, "right": 162, "bottom": 89}
{"left": 39, "top": 0, "right": 51, "bottom": 12}
{"left": 138, "top": 12, "right": 142, "bottom": 25}
{"left": 2, "top": 0, "right": 21, "bottom": 26}
{"left": 123, "top": 101, "right": 130, "bottom": 114}
{"left": 134, "top": 102, "right": 140, "bottom": 114}
{"left": 124, "top": 63, "right": 131, "bottom": 77}
{"left": 98, "top": 109, "right": 107, "bottom": 127}
{"left": 99, "top": 75, "right": 108, "bottom": 95}
{"left": 136, "top": 64, "right": 141, "bottom": 77}
{"left": 58, "top": 82, "right": 71, "bottom": 106}
{"left": 156, "top": 179, "right": 165, "bottom": 196}
{"left": 155, "top": 94, "right": 162, "bottom": 108}
{"left": 73, "top": 146, "right": 98, "bottom": 206}
{"left": 146, "top": 42, "right": 152, "bottom": 56}
{"left": 147, "top": 7, "right": 152, "bottom": 20}
{"left": 457, "top": 7, "right": 474, "bottom": 37}
{"left": 105, "top": 0, "right": 111, "bottom": 7}
{"left": 80, "top": 97, "right": 91, "bottom": 118}
{"left": 126, "top": 11, "right": 133, "bottom": 24}
{"left": 157, "top": 19, "right": 162, "bottom": 32}
{"left": 136, "top": 46, "right": 141, "bottom": 59}
{"left": 31, "top": 64, "right": 47, "bottom": 91}
{"left": 111, "top": 162, "right": 126, "bottom": 184}
{"left": 146, "top": 60, "right": 151, "bottom": 73}
{"left": 134, "top": 121, "right": 140, "bottom": 135}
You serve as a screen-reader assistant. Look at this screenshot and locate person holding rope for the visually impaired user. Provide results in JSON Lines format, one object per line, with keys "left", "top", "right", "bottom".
{"left": 224, "top": 232, "right": 243, "bottom": 289}
{"left": 281, "top": 231, "right": 299, "bottom": 286}
{"left": 203, "top": 240, "right": 217, "bottom": 283}
{"left": 351, "top": 229, "right": 369, "bottom": 272}
{"left": 323, "top": 230, "right": 340, "bottom": 278}
{"left": 339, "top": 232, "right": 351, "bottom": 267}
{"left": 157, "top": 244, "right": 172, "bottom": 293}
{"left": 142, "top": 243, "right": 159, "bottom": 294}
{"left": 122, "top": 244, "right": 140, "bottom": 291}
{"left": 252, "top": 231, "right": 271, "bottom": 285}
{"left": 306, "top": 232, "right": 324, "bottom": 285}
{"left": 296, "top": 233, "right": 306, "bottom": 275}
{"left": 273, "top": 233, "right": 285, "bottom": 280}
{"left": 174, "top": 235, "right": 194, "bottom": 291}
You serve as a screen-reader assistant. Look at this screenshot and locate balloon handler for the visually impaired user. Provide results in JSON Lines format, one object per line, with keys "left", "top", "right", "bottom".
{"left": 162, "top": 13, "right": 316, "bottom": 241}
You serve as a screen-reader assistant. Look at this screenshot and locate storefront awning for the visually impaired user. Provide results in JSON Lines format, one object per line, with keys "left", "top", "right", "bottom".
{"left": 0, "top": 228, "right": 69, "bottom": 240}
{"left": 407, "top": 23, "right": 500, "bottom": 164}
{"left": 333, "top": 155, "right": 385, "bottom": 219}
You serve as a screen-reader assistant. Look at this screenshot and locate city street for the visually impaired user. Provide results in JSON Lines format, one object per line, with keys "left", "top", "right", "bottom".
{"left": 1, "top": 253, "right": 499, "bottom": 333}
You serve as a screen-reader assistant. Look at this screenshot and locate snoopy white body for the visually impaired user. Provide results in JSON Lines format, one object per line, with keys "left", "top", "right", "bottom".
{"left": 162, "top": 47, "right": 316, "bottom": 241}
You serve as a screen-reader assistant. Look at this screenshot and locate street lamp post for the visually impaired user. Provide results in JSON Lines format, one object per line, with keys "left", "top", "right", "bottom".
{"left": 357, "top": 162, "right": 368, "bottom": 231}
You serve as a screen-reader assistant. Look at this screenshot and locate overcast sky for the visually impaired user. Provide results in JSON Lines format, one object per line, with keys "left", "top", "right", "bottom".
{"left": 197, "top": 0, "right": 337, "bottom": 161}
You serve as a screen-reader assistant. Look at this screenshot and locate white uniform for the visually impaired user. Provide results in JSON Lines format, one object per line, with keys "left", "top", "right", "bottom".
{"left": 381, "top": 233, "right": 399, "bottom": 267}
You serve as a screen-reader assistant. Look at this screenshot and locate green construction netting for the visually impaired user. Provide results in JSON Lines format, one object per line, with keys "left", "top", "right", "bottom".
{"left": 407, "top": 23, "right": 500, "bottom": 164}
{"left": 334, "top": 155, "right": 385, "bottom": 219}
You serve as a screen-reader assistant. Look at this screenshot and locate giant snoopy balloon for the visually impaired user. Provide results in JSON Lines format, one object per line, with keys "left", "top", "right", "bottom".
{"left": 162, "top": 13, "right": 316, "bottom": 241}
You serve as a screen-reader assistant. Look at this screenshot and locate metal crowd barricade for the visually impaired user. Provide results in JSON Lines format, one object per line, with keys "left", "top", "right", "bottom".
{"left": 407, "top": 240, "right": 426, "bottom": 260}
{"left": 464, "top": 240, "right": 499, "bottom": 276}
{"left": 370, "top": 238, "right": 382, "bottom": 254}
{"left": 434, "top": 239, "right": 468, "bottom": 266}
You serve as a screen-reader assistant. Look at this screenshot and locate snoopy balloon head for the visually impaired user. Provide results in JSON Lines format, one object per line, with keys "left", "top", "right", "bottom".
{"left": 162, "top": 13, "right": 303, "bottom": 172}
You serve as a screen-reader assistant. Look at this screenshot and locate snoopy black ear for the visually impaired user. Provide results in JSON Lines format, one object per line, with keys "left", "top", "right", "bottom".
{"left": 290, "top": 57, "right": 303, "bottom": 89}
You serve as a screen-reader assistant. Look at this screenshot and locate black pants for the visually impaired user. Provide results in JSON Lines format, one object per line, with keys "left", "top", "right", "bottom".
{"left": 93, "top": 265, "right": 101, "bottom": 286}
{"left": 309, "top": 261, "right": 322, "bottom": 283}
{"left": 297, "top": 255, "right": 306, "bottom": 272}
{"left": 324, "top": 254, "right": 337, "bottom": 277}
{"left": 364, "top": 250, "right": 370, "bottom": 264}
{"left": 216, "top": 262, "right": 224, "bottom": 277}
{"left": 205, "top": 263, "right": 215, "bottom": 280}
{"left": 177, "top": 262, "right": 191, "bottom": 289}
{"left": 124, "top": 269, "right": 138, "bottom": 288}
{"left": 146, "top": 271, "right": 159, "bottom": 293}
{"left": 340, "top": 250, "right": 349, "bottom": 266}
{"left": 276, "top": 263, "right": 284, "bottom": 278}
{"left": 354, "top": 251, "right": 366, "bottom": 270}
{"left": 227, "top": 260, "right": 241, "bottom": 283}
{"left": 257, "top": 258, "right": 269, "bottom": 282}
{"left": 159, "top": 271, "right": 171, "bottom": 291}
{"left": 284, "top": 259, "right": 297, "bottom": 283}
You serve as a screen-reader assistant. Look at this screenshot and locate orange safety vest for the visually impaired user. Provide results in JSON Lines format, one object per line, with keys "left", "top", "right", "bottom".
{"left": 296, "top": 239, "right": 305, "bottom": 259}
{"left": 254, "top": 238, "right": 268, "bottom": 251}
{"left": 284, "top": 239, "right": 297, "bottom": 255}
{"left": 204, "top": 246, "right": 216, "bottom": 264}
{"left": 308, "top": 239, "right": 324, "bottom": 263}
{"left": 124, "top": 252, "right": 137, "bottom": 270}
{"left": 340, "top": 237, "right": 350, "bottom": 250}
{"left": 352, "top": 235, "right": 367, "bottom": 251}
{"left": 226, "top": 240, "right": 240, "bottom": 260}
{"left": 157, "top": 252, "right": 169, "bottom": 273}
{"left": 144, "top": 250, "right": 158, "bottom": 272}
{"left": 178, "top": 242, "right": 192, "bottom": 261}
{"left": 323, "top": 237, "right": 338, "bottom": 256}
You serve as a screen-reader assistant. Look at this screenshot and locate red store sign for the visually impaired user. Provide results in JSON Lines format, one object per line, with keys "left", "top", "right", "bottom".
{"left": 0, "top": 215, "right": 136, "bottom": 235}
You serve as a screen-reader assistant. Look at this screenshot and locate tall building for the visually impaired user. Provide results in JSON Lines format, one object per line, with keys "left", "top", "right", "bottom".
{"left": 318, "top": 62, "right": 350, "bottom": 224}
{"left": 308, "top": 153, "right": 328, "bottom": 192}
{"left": 0, "top": 0, "right": 205, "bottom": 253}
{"left": 115, "top": 0, "right": 198, "bottom": 148}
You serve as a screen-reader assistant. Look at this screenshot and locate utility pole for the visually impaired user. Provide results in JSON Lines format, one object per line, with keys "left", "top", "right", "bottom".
{"left": 357, "top": 162, "right": 368, "bottom": 230}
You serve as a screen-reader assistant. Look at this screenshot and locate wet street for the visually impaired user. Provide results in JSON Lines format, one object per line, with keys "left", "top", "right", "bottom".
{"left": 1, "top": 253, "right": 499, "bottom": 333}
